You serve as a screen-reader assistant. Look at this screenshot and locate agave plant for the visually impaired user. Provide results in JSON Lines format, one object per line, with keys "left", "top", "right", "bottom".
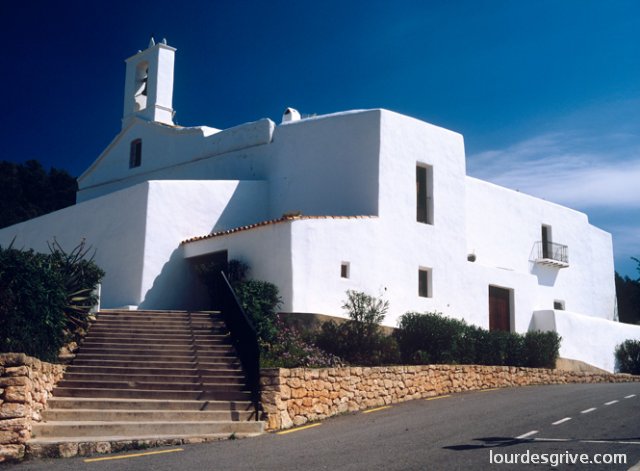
{"left": 48, "top": 239, "right": 105, "bottom": 332}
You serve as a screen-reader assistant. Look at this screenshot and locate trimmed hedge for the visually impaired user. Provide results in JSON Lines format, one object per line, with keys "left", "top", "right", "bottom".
{"left": 615, "top": 339, "right": 640, "bottom": 375}
{"left": 396, "top": 311, "right": 561, "bottom": 368}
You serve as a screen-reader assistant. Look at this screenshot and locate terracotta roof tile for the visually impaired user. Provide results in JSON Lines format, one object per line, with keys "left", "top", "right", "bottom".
{"left": 181, "top": 214, "right": 376, "bottom": 245}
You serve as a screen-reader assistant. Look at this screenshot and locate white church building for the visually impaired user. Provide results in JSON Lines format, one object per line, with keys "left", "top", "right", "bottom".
{"left": 2, "top": 40, "right": 639, "bottom": 372}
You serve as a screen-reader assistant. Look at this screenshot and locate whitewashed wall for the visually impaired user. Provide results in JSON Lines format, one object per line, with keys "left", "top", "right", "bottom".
{"left": 269, "top": 110, "right": 381, "bottom": 218}
{"left": 532, "top": 310, "right": 640, "bottom": 372}
{"left": 465, "top": 177, "right": 616, "bottom": 321}
{"left": 0, "top": 184, "right": 149, "bottom": 307}
{"left": 78, "top": 118, "right": 275, "bottom": 202}
{"left": 182, "top": 223, "right": 294, "bottom": 312}
{"left": 0, "top": 180, "right": 268, "bottom": 309}
{"left": 137, "top": 180, "right": 269, "bottom": 309}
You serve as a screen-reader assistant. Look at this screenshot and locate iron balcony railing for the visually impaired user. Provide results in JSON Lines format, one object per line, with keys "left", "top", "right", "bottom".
{"left": 534, "top": 240, "right": 569, "bottom": 267}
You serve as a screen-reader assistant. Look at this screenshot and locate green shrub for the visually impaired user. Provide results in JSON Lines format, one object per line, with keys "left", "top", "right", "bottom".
{"left": 395, "top": 311, "right": 561, "bottom": 368}
{"left": 48, "top": 240, "right": 104, "bottom": 333}
{"left": 523, "top": 331, "right": 561, "bottom": 368}
{"left": 233, "top": 280, "right": 281, "bottom": 344}
{"left": 260, "top": 319, "right": 343, "bottom": 368}
{"left": 395, "top": 312, "right": 467, "bottom": 364}
{"left": 615, "top": 339, "right": 640, "bottom": 375}
{"left": 0, "top": 247, "right": 67, "bottom": 362}
{"left": 315, "top": 290, "right": 400, "bottom": 366}
{"left": 0, "top": 242, "right": 104, "bottom": 362}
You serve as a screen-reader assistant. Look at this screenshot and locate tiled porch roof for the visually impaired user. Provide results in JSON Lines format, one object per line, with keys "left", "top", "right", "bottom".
{"left": 181, "top": 214, "right": 375, "bottom": 244}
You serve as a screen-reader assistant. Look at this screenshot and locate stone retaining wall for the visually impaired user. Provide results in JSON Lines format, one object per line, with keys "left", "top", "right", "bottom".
{"left": 260, "top": 365, "right": 640, "bottom": 431}
{"left": 0, "top": 353, "right": 65, "bottom": 462}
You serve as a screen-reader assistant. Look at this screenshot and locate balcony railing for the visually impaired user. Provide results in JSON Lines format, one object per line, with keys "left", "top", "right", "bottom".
{"left": 534, "top": 241, "right": 569, "bottom": 268}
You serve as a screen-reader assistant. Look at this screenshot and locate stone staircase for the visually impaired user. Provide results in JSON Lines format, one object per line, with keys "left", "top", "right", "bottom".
{"left": 28, "top": 310, "right": 263, "bottom": 453}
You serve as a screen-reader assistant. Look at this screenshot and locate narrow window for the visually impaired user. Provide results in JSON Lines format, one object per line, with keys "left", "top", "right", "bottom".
{"left": 416, "top": 164, "right": 433, "bottom": 224}
{"left": 541, "top": 225, "right": 552, "bottom": 259}
{"left": 340, "top": 262, "right": 350, "bottom": 279}
{"left": 418, "top": 268, "right": 432, "bottom": 297}
{"left": 130, "top": 139, "right": 142, "bottom": 168}
{"left": 554, "top": 300, "right": 565, "bottom": 310}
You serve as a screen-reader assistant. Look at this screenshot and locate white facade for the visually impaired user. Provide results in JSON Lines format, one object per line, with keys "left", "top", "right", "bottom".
{"left": 1, "top": 42, "right": 637, "bottom": 372}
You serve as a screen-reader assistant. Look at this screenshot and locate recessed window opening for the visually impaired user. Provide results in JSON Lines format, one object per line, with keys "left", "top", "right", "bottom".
{"left": 554, "top": 300, "right": 565, "bottom": 310}
{"left": 418, "top": 267, "right": 432, "bottom": 298}
{"left": 416, "top": 164, "right": 434, "bottom": 225}
{"left": 129, "top": 139, "right": 142, "bottom": 168}
{"left": 541, "top": 224, "right": 552, "bottom": 259}
{"left": 134, "top": 62, "right": 149, "bottom": 110}
{"left": 340, "top": 262, "right": 350, "bottom": 279}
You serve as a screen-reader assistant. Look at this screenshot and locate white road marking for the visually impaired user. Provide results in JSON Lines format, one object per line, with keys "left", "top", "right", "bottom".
{"left": 535, "top": 438, "right": 640, "bottom": 445}
{"left": 552, "top": 417, "right": 572, "bottom": 425}
{"left": 516, "top": 430, "right": 538, "bottom": 439}
{"left": 625, "top": 394, "right": 636, "bottom": 399}
{"left": 604, "top": 400, "right": 619, "bottom": 406}
{"left": 581, "top": 407, "right": 597, "bottom": 414}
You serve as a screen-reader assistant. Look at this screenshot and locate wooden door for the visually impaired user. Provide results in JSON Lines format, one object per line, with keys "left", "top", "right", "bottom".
{"left": 489, "top": 286, "right": 511, "bottom": 332}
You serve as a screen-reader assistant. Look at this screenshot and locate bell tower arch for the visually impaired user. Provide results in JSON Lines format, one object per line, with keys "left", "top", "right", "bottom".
{"left": 122, "top": 38, "right": 176, "bottom": 129}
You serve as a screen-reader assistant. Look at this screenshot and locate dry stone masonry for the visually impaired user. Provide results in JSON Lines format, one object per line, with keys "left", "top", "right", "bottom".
{"left": 260, "top": 365, "right": 640, "bottom": 431}
{"left": 0, "top": 353, "right": 65, "bottom": 462}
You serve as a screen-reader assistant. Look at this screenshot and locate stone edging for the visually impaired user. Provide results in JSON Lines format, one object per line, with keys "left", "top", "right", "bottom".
{"left": 0, "top": 353, "right": 66, "bottom": 462}
{"left": 260, "top": 364, "right": 640, "bottom": 431}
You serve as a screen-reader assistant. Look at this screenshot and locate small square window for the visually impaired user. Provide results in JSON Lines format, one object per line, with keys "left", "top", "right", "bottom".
{"left": 419, "top": 268, "right": 432, "bottom": 297}
{"left": 553, "top": 300, "right": 565, "bottom": 310}
{"left": 341, "top": 262, "right": 350, "bottom": 279}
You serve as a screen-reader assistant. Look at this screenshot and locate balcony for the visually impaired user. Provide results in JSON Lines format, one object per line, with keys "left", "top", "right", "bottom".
{"left": 534, "top": 241, "right": 569, "bottom": 268}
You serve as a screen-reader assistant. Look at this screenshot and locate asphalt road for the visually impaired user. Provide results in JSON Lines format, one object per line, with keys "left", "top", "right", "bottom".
{"left": 8, "top": 382, "right": 640, "bottom": 470}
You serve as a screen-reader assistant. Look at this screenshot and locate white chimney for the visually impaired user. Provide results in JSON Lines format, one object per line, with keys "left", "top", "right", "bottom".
{"left": 282, "top": 107, "right": 301, "bottom": 123}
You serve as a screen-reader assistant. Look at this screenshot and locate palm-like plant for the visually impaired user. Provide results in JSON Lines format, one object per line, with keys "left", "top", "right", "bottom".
{"left": 48, "top": 239, "right": 105, "bottom": 331}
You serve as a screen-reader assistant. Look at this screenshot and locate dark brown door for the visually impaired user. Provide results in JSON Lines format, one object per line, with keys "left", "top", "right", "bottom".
{"left": 489, "top": 286, "right": 511, "bottom": 332}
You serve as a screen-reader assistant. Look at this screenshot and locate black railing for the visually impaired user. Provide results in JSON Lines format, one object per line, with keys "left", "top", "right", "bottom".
{"left": 535, "top": 240, "right": 569, "bottom": 264}
{"left": 216, "top": 271, "right": 261, "bottom": 418}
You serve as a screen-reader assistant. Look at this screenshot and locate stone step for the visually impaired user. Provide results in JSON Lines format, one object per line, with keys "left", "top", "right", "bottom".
{"left": 59, "top": 374, "right": 247, "bottom": 386}
{"left": 98, "top": 310, "right": 220, "bottom": 318}
{"left": 96, "top": 311, "right": 220, "bottom": 320}
{"left": 71, "top": 358, "right": 241, "bottom": 369}
{"left": 56, "top": 379, "right": 248, "bottom": 392}
{"left": 65, "top": 365, "right": 244, "bottom": 377}
{"left": 43, "top": 408, "right": 255, "bottom": 422}
{"left": 32, "top": 420, "right": 264, "bottom": 438}
{"left": 81, "top": 335, "right": 231, "bottom": 346}
{"left": 94, "top": 315, "right": 220, "bottom": 324}
{"left": 52, "top": 387, "right": 253, "bottom": 401}
{"left": 27, "top": 432, "right": 262, "bottom": 453}
{"left": 89, "top": 322, "right": 220, "bottom": 332}
{"left": 46, "top": 397, "right": 255, "bottom": 412}
{"left": 73, "top": 352, "right": 236, "bottom": 362}
{"left": 97, "top": 310, "right": 217, "bottom": 318}
{"left": 76, "top": 344, "right": 235, "bottom": 356}
{"left": 86, "top": 326, "right": 227, "bottom": 336}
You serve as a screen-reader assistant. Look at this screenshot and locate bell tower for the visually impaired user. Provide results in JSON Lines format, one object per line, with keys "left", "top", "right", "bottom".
{"left": 122, "top": 38, "right": 176, "bottom": 129}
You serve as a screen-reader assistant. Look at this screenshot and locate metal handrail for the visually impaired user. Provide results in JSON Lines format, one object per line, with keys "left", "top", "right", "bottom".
{"left": 216, "top": 270, "right": 261, "bottom": 419}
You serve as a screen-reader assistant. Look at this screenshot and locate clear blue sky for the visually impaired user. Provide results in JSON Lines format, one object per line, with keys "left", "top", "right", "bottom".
{"left": 1, "top": 0, "right": 639, "bottom": 277}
